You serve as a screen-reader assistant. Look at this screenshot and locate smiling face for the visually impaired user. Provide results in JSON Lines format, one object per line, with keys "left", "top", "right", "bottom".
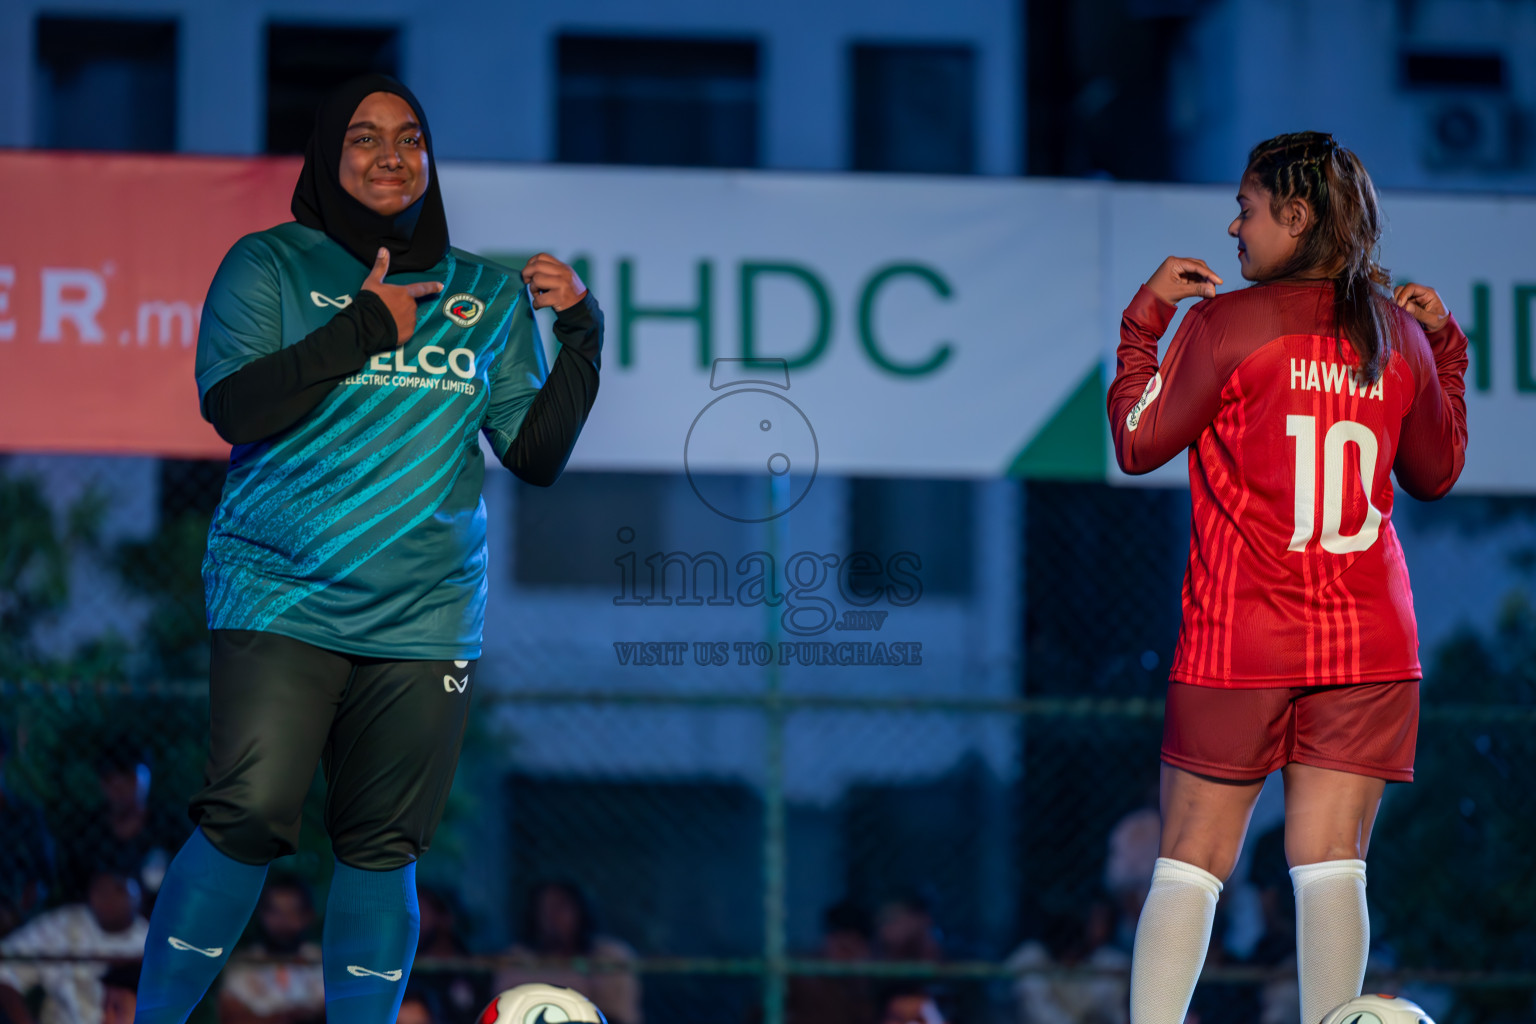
{"left": 339, "top": 91, "right": 430, "bottom": 215}
{"left": 1228, "top": 175, "right": 1309, "bottom": 282}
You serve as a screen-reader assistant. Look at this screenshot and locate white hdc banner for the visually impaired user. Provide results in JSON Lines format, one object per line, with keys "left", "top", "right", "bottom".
{"left": 440, "top": 164, "right": 1535, "bottom": 492}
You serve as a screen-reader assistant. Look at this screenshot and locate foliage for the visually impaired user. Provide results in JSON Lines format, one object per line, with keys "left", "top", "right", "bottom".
{"left": 1373, "top": 593, "right": 1536, "bottom": 1023}
{"left": 0, "top": 457, "right": 501, "bottom": 938}
{"left": 0, "top": 470, "right": 109, "bottom": 677}
{"left": 113, "top": 511, "right": 213, "bottom": 679}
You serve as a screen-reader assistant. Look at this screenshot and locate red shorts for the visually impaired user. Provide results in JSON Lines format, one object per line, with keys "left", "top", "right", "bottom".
{"left": 1161, "top": 680, "right": 1419, "bottom": 783}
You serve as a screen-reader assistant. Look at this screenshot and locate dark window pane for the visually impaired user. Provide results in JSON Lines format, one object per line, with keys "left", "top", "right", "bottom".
{"left": 514, "top": 472, "right": 668, "bottom": 587}
{"left": 848, "top": 478, "right": 973, "bottom": 596}
{"left": 265, "top": 24, "right": 399, "bottom": 154}
{"left": 557, "top": 35, "right": 759, "bottom": 168}
{"left": 1024, "top": 2, "right": 1189, "bottom": 180}
{"left": 850, "top": 44, "right": 975, "bottom": 174}
{"left": 35, "top": 17, "right": 177, "bottom": 152}
{"left": 1402, "top": 52, "right": 1507, "bottom": 90}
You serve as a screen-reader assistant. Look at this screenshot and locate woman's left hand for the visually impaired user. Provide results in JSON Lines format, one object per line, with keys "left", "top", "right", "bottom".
{"left": 1394, "top": 282, "right": 1451, "bottom": 334}
{"left": 522, "top": 253, "right": 588, "bottom": 311}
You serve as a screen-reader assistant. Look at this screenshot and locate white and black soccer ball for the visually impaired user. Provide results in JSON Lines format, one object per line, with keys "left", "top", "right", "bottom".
{"left": 1319, "top": 993, "right": 1435, "bottom": 1024}
{"left": 476, "top": 984, "right": 607, "bottom": 1024}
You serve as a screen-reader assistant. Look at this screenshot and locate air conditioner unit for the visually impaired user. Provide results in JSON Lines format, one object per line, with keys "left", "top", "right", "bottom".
{"left": 1421, "top": 95, "right": 1522, "bottom": 170}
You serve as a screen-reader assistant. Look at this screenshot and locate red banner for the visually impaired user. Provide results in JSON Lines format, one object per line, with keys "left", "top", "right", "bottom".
{"left": 0, "top": 151, "right": 300, "bottom": 458}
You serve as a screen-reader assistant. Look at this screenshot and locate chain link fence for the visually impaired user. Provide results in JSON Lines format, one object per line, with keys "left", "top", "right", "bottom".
{"left": 3, "top": 454, "right": 1536, "bottom": 1024}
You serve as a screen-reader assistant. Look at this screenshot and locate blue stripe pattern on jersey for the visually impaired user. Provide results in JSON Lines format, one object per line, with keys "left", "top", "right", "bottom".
{"left": 199, "top": 233, "right": 531, "bottom": 656}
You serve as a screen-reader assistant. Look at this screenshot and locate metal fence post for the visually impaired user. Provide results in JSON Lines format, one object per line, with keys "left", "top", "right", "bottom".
{"left": 762, "top": 473, "right": 789, "bottom": 1024}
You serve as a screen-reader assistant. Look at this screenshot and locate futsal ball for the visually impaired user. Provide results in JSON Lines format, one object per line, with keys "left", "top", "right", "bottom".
{"left": 1318, "top": 993, "right": 1435, "bottom": 1024}
{"left": 476, "top": 984, "right": 607, "bottom": 1024}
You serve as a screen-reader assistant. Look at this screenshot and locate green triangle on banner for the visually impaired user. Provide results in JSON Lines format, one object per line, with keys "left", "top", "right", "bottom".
{"left": 1005, "top": 363, "right": 1108, "bottom": 480}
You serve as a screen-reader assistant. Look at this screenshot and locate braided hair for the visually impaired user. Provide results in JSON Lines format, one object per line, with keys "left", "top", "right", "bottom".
{"left": 1244, "top": 132, "right": 1395, "bottom": 383}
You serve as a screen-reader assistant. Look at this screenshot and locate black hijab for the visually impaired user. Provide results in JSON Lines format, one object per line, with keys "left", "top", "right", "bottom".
{"left": 291, "top": 74, "right": 449, "bottom": 272}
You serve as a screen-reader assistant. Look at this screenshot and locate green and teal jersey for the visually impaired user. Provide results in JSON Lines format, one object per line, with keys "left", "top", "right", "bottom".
{"left": 195, "top": 222, "right": 547, "bottom": 659}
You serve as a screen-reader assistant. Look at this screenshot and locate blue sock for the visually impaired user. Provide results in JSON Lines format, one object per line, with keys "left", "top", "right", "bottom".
{"left": 322, "top": 860, "right": 419, "bottom": 1024}
{"left": 135, "top": 828, "right": 268, "bottom": 1024}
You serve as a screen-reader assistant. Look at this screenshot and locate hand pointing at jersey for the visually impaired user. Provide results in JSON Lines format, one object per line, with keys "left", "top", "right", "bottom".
{"left": 361, "top": 247, "right": 445, "bottom": 344}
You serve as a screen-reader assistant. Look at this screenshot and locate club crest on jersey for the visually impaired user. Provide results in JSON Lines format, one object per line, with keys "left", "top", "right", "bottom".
{"left": 443, "top": 293, "right": 484, "bottom": 327}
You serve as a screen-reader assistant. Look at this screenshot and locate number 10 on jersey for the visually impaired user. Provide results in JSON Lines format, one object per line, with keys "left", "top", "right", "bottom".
{"left": 1286, "top": 414, "right": 1384, "bottom": 555}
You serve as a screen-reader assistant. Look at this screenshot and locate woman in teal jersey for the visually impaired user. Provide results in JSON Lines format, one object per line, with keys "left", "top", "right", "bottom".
{"left": 133, "top": 76, "right": 603, "bottom": 1024}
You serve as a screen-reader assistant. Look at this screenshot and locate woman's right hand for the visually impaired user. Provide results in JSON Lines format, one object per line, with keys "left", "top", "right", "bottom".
{"left": 361, "top": 247, "right": 445, "bottom": 344}
{"left": 1146, "top": 257, "right": 1222, "bottom": 305}
{"left": 1394, "top": 282, "right": 1451, "bottom": 334}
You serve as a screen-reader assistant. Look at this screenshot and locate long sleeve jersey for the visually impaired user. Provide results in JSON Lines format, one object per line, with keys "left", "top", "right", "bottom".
{"left": 1107, "top": 280, "right": 1469, "bottom": 687}
{"left": 194, "top": 222, "right": 601, "bottom": 659}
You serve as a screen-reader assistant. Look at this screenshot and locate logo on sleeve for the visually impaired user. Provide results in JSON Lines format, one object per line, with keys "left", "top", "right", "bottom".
{"left": 311, "top": 291, "right": 353, "bottom": 309}
{"left": 346, "top": 965, "right": 404, "bottom": 981}
{"left": 444, "top": 293, "right": 485, "bottom": 327}
{"left": 1126, "top": 372, "right": 1162, "bottom": 432}
{"left": 168, "top": 936, "right": 223, "bottom": 957}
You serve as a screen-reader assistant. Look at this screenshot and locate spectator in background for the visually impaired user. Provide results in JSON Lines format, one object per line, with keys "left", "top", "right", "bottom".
{"left": 0, "top": 868, "right": 148, "bottom": 1024}
{"left": 100, "top": 961, "right": 140, "bottom": 1024}
{"left": 218, "top": 875, "right": 325, "bottom": 1024}
{"left": 0, "top": 730, "right": 55, "bottom": 938}
{"left": 876, "top": 983, "right": 949, "bottom": 1024}
{"left": 412, "top": 885, "right": 489, "bottom": 1024}
{"left": 874, "top": 888, "right": 944, "bottom": 963}
{"left": 783, "top": 901, "right": 878, "bottom": 1024}
{"left": 58, "top": 751, "right": 185, "bottom": 911}
{"left": 1185, "top": 891, "right": 1259, "bottom": 1024}
{"left": 493, "top": 880, "right": 640, "bottom": 1024}
{"left": 1103, "top": 806, "right": 1160, "bottom": 954}
{"left": 819, "top": 901, "right": 874, "bottom": 962}
{"left": 1245, "top": 825, "right": 1295, "bottom": 968}
{"left": 1006, "top": 899, "right": 1128, "bottom": 1024}
{"left": 1244, "top": 825, "right": 1300, "bottom": 1024}
{"left": 396, "top": 986, "right": 443, "bottom": 1024}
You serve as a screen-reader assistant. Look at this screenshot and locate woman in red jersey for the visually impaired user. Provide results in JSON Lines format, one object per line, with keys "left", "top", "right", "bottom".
{"left": 1106, "top": 131, "right": 1469, "bottom": 1024}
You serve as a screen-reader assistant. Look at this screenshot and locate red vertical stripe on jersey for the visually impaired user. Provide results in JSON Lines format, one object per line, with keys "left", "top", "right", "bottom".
{"left": 1111, "top": 281, "right": 1456, "bottom": 690}
{"left": 1221, "top": 374, "right": 1252, "bottom": 679}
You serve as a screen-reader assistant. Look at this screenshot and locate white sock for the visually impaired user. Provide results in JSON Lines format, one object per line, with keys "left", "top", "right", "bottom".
{"left": 1291, "top": 859, "right": 1369, "bottom": 1024}
{"left": 1130, "top": 857, "right": 1223, "bottom": 1024}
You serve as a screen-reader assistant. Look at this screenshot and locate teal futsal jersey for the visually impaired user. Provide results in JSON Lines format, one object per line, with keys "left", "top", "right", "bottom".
{"left": 195, "top": 222, "right": 547, "bottom": 659}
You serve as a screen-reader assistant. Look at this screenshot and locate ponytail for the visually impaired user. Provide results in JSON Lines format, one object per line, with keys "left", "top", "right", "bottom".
{"left": 1244, "top": 132, "right": 1394, "bottom": 383}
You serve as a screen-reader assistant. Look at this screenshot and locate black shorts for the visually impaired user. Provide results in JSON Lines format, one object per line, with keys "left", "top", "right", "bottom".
{"left": 190, "top": 629, "right": 476, "bottom": 869}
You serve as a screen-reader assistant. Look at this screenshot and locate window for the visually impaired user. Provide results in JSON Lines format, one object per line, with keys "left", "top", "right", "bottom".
{"left": 1024, "top": 4, "right": 1190, "bottom": 180}
{"left": 850, "top": 45, "right": 975, "bottom": 174}
{"left": 265, "top": 24, "right": 399, "bottom": 154}
{"left": 1402, "top": 52, "right": 1507, "bottom": 91}
{"left": 556, "top": 35, "right": 759, "bottom": 168}
{"left": 848, "top": 478, "right": 974, "bottom": 596}
{"left": 34, "top": 17, "right": 177, "bottom": 151}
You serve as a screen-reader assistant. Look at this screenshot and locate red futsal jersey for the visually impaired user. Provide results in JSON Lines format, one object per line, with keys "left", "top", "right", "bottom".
{"left": 1108, "top": 280, "right": 1469, "bottom": 688}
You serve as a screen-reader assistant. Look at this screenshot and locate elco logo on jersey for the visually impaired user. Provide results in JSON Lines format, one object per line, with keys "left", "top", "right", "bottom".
{"left": 443, "top": 293, "right": 485, "bottom": 327}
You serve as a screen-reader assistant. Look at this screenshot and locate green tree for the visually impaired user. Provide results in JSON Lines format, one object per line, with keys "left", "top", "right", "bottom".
{"left": 1373, "top": 593, "right": 1536, "bottom": 1023}
{"left": 0, "top": 472, "right": 93, "bottom": 674}
{"left": 114, "top": 510, "right": 213, "bottom": 679}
